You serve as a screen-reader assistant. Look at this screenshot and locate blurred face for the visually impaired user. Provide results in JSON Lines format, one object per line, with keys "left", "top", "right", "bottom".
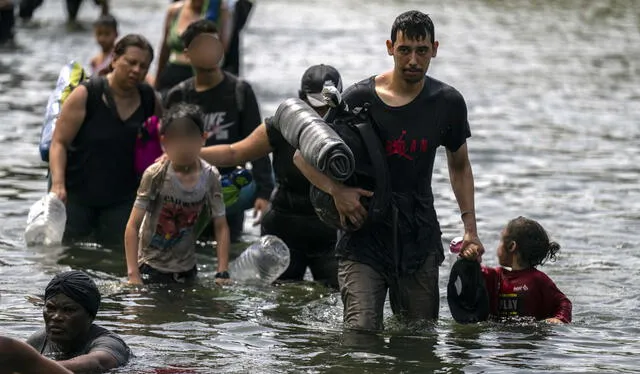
{"left": 112, "top": 46, "right": 152, "bottom": 89}
{"left": 161, "top": 120, "right": 206, "bottom": 165}
{"left": 185, "top": 33, "right": 224, "bottom": 71}
{"left": 386, "top": 31, "right": 438, "bottom": 84}
{"left": 43, "top": 294, "right": 92, "bottom": 347}
{"left": 94, "top": 25, "right": 117, "bottom": 52}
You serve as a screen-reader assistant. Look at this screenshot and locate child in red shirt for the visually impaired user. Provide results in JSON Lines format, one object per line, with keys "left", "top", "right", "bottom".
{"left": 462, "top": 216, "right": 572, "bottom": 323}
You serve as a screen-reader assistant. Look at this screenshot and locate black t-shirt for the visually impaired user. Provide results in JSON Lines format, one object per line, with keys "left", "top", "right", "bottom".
{"left": 26, "top": 324, "right": 130, "bottom": 366}
{"left": 264, "top": 116, "right": 315, "bottom": 215}
{"left": 337, "top": 75, "right": 471, "bottom": 275}
{"left": 164, "top": 73, "right": 274, "bottom": 200}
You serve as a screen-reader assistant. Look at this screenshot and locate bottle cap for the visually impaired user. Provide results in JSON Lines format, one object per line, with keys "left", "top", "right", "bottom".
{"left": 450, "top": 236, "right": 464, "bottom": 254}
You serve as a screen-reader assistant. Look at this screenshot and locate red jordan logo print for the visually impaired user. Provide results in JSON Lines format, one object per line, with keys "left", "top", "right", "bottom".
{"left": 386, "top": 130, "right": 428, "bottom": 160}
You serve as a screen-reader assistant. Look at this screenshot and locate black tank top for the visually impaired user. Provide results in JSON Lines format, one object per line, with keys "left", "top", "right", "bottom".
{"left": 65, "top": 77, "right": 155, "bottom": 207}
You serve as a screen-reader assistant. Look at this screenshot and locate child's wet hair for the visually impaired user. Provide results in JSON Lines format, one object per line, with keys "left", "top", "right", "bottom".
{"left": 161, "top": 103, "right": 205, "bottom": 136}
{"left": 181, "top": 19, "right": 219, "bottom": 48}
{"left": 93, "top": 14, "right": 118, "bottom": 32}
{"left": 504, "top": 216, "right": 560, "bottom": 267}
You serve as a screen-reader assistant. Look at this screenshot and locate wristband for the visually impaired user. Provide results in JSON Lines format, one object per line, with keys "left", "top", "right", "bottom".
{"left": 214, "top": 271, "right": 230, "bottom": 279}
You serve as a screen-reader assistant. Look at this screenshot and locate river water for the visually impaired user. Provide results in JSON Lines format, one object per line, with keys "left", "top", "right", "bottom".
{"left": 1, "top": 0, "right": 639, "bottom": 373}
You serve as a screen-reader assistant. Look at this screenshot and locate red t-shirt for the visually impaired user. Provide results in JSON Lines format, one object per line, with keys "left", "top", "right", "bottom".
{"left": 482, "top": 267, "right": 572, "bottom": 323}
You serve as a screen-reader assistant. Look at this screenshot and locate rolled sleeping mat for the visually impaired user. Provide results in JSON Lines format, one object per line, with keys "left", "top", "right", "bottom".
{"left": 309, "top": 107, "right": 392, "bottom": 232}
{"left": 272, "top": 98, "right": 355, "bottom": 181}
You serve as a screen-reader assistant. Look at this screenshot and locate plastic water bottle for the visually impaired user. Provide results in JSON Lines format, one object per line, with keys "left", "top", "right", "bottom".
{"left": 449, "top": 236, "right": 464, "bottom": 267}
{"left": 229, "top": 235, "right": 291, "bottom": 284}
{"left": 24, "top": 193, "right": 67, "bottom": 246}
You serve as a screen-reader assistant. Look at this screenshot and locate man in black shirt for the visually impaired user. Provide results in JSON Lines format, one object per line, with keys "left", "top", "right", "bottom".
{"left": 197, "top": 64, "right": 344, "bottom": 288}
{"left": 27, "top": 271, "right": 130, "bottom": 372}
{"left": 295, "top": 10, "right": 484, "bottom": 331}
{"left": 164, "top": 19, "right": 274, "bottom": 241}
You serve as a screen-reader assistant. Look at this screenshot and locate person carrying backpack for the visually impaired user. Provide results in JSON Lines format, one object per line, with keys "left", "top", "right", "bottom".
{"left": 48, "top": 34, "right": 163, "bottom": 247}
{"left": 164, "top": 20, "right": 273, "bottom": 243}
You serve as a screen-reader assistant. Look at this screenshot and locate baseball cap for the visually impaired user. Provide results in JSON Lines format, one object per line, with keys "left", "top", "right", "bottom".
{"left": 447, "top": 258, "right": 490, "bottom": 324}
{"left": 300, "top": 64, "right": 343, "bottom": 107}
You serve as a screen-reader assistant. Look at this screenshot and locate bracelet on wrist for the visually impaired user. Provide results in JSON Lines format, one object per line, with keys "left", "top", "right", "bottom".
{"left": 214, "top": 271, "right": 230, "bottom": 279}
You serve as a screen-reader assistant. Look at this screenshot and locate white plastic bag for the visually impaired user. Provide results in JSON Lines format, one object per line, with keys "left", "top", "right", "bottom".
{"left": 24, "top": 193, "right": 67, "bottom": 246}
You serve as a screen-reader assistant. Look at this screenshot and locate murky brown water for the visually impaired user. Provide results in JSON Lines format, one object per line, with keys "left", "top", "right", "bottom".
{"left": 1, "top": 0, "right": 639, "bottom": 372}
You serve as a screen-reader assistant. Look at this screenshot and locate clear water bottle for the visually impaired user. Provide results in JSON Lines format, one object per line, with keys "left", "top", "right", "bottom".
{"left": 229, "top": 235, "right": 291, "bottom": 285}
{"left": 448, "top": 236, "right": 464, "bottom": 267}
{"left": 24, "top": 193, "right": 67, "bottom": 246}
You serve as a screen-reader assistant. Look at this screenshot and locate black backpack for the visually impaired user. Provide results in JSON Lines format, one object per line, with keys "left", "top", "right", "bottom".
{"left": 309, "top": 104, "right": 391, "bottom": 231}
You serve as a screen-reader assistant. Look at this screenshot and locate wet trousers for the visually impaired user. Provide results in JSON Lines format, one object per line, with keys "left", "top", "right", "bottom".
{"left": 338, "top": 253, "right": 440, "bottom": 331}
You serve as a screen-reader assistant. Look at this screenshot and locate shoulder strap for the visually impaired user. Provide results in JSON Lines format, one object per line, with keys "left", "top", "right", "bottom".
{"left": 138, "top": 83, "right": 156, "bottom": 120}
{"left": 148, "top": 160, "right": 171, "bottom": 201}
{"left": 83, "top": 76, "right": 104, "bottom": 120}
{"left": 353, "top": 107, "right": 391, "bottom": 221}
{"left": 178, "top": 78, "right": 195, "bottom": 104}
{"left": 235, "top": 78, "right": 245, "bottom": 113}
{"left": 26, "top": 329, "right": 47, "bottom": 354}
{"left": 204, "top": 166, "right": 219, "bottom": 209}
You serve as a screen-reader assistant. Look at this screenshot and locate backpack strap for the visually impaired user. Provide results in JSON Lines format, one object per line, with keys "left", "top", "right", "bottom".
{"left": 82, "top": 76, "right": 105, "bottom": 122}
{"left": 146, "top": 159, "right": 171, "bottom": 202}
{"left": 235, "top": 78, "right": 245, "bottom": 113}
{"left": 139, "top": 83, "right": 156, "bottom": 120}
{"left": 353, "top": 108, "right": 391, "bottom": 222}
{"left": 179, "top": 77, "right": 195, "bottom": 100}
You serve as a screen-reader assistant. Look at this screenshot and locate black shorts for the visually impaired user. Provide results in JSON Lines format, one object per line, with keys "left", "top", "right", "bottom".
{"left": 139, "top": 263, "right": 198, "bottom": 284}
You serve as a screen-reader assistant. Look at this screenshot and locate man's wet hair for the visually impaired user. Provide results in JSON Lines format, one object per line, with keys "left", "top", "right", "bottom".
{"left": 93, "top": 14, "right": 118, "bottom": 32}
{"left": 504, "top": 216, "right": 561, "bottom": 268}
{"left": 181, "top": 19, "right": 219, "bottom": 49}
{"left": 161, "top": 103, "right": 205, "bottom": 136}
{"left": 391, "top": 10, "right": 435, "bottom": 45}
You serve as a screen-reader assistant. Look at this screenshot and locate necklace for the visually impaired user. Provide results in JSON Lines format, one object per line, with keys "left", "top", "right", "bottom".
{"left": 172, "top": 163, "right": 197, "bottom": 173}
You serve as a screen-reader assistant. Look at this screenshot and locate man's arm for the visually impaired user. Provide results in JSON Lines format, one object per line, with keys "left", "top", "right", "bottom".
{"left": 209, "top": 174, "right": 230, "bottom": 281}
{"left": 57, "top": 350, "right": 119, "bottom": 373}
{"left": 446, "top": 143, "right": 483, "bottom": 253}
{"left": 293, "top": 150, "right": 372, "bottom": 229}
{"left": 200, "top": 124, "right": 272, "bottom": 167}
{"left": 239, "top": 84, "right": 274, "bottom": 222}
{"left": 0, "top": 336, "right": 72, "bottom": 374}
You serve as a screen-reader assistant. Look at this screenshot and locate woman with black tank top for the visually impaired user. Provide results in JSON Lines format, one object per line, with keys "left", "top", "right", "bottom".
{"left": 49, "top": 34, "right": 163, "bottom": 247}
{"left": 197, "top": 65, "right": 343, "bottom": 289}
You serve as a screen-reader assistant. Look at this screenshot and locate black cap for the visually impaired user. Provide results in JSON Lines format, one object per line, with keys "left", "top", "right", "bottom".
{"left": 300, "top": 64, "right": 343, "bottom": 107}
{"left": 447, "top": 259, "right": 490, "bottom": 324}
